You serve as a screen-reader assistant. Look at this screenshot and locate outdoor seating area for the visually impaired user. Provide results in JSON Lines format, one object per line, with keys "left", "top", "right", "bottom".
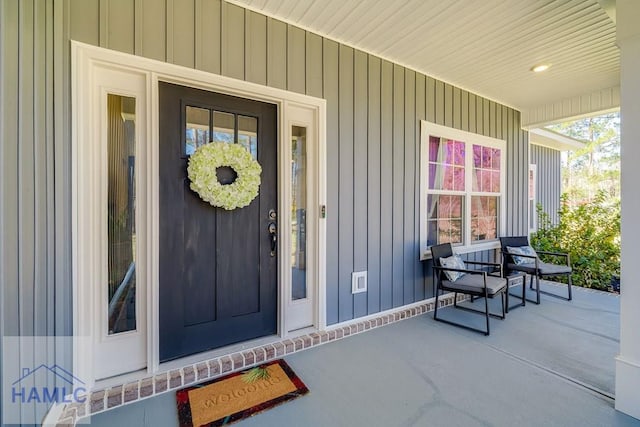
{"left": 430, "top": 237, "right": 570, "bottom": 336}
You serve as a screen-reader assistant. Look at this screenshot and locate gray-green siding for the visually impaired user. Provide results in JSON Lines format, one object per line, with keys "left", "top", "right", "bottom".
{"left": 531, "top": 144, "right": 562, "bottom": 225}
{"left": 1, "top": 0, "right": 72, "bottom": 424}
{"left": 0, "top": 1, "right": 529, "bottom": 420}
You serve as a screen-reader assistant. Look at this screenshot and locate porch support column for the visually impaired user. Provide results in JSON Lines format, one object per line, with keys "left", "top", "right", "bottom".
{"left": 616, "top": 0, "right": 640, "bottom": 420}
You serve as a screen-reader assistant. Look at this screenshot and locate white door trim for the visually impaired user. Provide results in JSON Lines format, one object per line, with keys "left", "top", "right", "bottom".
{"left": 72, "top": 41, "right": 327, "bottom": 387}
{"left": 282, "top": 103, "right": 325, "bottom": 333}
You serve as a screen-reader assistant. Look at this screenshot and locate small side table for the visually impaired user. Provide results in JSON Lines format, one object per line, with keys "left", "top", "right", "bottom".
{"left": 505, "top": 272, "right": 526, "bottom": 313}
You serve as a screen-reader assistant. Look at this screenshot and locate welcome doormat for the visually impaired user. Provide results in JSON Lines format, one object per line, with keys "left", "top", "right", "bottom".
{"left": 176, "top": 359, "right": 309, "bottom": 426}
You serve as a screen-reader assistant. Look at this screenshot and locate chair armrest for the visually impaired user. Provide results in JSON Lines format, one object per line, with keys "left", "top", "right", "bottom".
{"left": 433, "top": 266, "right": 488, "bottom": 276}
{"left": 508, "top": 253, "right": 538, "bottom": 260}
{"left": 503, "top": 253, "right": 540, "bottom": 272}
{"left": 536, "top": 250, "right": 568, "bottom": 257}
{"left": 465, "top": 261, "right": 501, "bottom": 267}
{"left": 464, "top": 260, "right": 502, "bottom": 276}
{"left": 535, "top": 250, "right": 570, "bottom": 265}
{"left": 502, "top": 249, "right": 538, "bottom": 260}
{"left": 433, "top": 266, "right": 492, "bottom": 290}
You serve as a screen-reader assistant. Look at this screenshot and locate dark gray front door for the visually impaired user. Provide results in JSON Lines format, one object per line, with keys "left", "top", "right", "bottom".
{"left": 159, "top": 82, "right": 277, "bottom": 362}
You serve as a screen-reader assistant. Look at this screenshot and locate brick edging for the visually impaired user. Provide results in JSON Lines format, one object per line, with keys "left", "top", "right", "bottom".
{"left": 50, "top": 294, "right": 460, "bottom": 426}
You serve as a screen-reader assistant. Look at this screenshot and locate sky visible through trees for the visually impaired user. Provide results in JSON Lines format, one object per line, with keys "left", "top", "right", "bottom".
{"left": 548, "top": 112, "right": 620, "bottom": 207}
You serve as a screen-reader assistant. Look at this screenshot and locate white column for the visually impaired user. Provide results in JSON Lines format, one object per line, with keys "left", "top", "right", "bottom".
{"left": 616, "top": 0, "right": 640, "bottom": 420}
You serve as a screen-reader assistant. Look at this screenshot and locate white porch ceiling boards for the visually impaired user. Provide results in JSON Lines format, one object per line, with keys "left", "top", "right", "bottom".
{"left": 228, "top": 0, "right": 619, "bottom": 125}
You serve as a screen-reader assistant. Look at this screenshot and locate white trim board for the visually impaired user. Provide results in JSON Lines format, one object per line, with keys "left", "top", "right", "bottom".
{"left": 72, "top": 41, "right": 327, "bottom": 387}
{"left": 529, "top": 127, "right": 585, "bottom": 151}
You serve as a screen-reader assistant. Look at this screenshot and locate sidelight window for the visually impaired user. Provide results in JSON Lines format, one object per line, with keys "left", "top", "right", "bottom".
{"left": 291, "top": 126, "right": 308, "bottom": 301}
{"left": 107, "top": 94, "right": 137, "bottom": 335}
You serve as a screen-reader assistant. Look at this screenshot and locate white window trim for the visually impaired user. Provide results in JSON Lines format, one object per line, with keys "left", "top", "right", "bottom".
{"left": 72, "top": 41, "right": 327, "bottom": 388}
{"left": 419, "top": 120, "right": 506, "bottom": 260}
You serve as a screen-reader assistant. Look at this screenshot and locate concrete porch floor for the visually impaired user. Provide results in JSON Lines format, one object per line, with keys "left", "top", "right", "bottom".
{"left": 89, "top": 282, "right": 639, "bottom": 427}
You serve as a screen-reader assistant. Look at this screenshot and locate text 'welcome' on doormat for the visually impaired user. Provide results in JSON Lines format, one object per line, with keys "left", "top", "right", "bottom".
{"left": 176, "top": 359, "right": 309, "bottom": 427}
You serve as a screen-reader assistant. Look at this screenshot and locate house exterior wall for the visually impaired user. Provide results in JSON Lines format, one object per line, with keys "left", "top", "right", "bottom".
{"left": 531, "top": 144, "right": 562, "bottom": 225}
{"left": 1, "top": 1, "right": 72, "bottom": 424}
{"left": 0, "top": 1, "right": 529, "bottom": 419}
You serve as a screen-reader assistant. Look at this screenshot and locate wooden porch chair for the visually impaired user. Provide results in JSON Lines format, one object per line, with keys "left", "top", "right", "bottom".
{"left": 499, "top": 236, "right": 572, "bottom": 304}
{"left": 431, "top": 243, "right": 508, "bottom": 336}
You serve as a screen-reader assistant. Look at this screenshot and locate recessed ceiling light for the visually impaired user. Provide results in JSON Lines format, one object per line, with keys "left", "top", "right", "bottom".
{"left": 531, "top": 64, "right": 550, "bottom": 73}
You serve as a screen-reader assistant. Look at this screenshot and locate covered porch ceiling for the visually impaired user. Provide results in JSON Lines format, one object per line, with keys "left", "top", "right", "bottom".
{"left": 228, "top": 0, "right": 619, "bottom": 129}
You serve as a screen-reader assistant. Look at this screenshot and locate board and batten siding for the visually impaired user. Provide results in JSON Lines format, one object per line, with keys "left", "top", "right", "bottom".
{"left": 1, "top": 3, "right": 530, "bottom": 409}
{"left": 1, "top": 0, "right": 72, "bottom": 424}
{"left": 531, "top": 144, "right": 562, "bottom": 225}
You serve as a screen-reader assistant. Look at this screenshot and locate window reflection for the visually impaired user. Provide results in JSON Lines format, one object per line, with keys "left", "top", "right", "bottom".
{"left": 470, "top": 144, "right": 501, "bottom": 242}
{"left": 426, "top": 194, "right": 464, "bottom": 247}
{"left": 472, "top": 145, "right": 501, "bottom": 192}
{"left": 471, "top": 196, "right": 498, "bottom": 241}
{"left": 428, "top": 136, "right": 465, "bottom": 191}
{"left": 107, "top": 94, "right": 137, "bottom": 335}
{"left": 213, "top": 111, "right": 235, "bottom": 144}
{"left": 238, "top": 115, "right": 258, "bottom": 160}
{"left": 185, "top": 106, "right": 210, "bottom": 155}
{"left": 423, "top": 122, "right": 505, "bottom": 252}
{"left": 291, "top": 126, "right": 307, "bottom": 300}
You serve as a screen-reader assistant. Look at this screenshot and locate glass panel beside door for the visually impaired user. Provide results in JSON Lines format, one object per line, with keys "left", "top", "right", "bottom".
{"left": 107, "top": 94, "right": 137, "bottom": 335}
{"left": 291, "top": 126, "right": 307, "bottom": 301}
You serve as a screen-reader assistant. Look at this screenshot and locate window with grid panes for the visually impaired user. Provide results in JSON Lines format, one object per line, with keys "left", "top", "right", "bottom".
{"left": 420, "top": 121, "right": 506, "bottom": 258}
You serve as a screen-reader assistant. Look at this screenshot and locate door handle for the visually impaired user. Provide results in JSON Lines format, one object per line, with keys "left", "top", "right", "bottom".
{"left": 268, "top": 222, "right": 277, "bottom": 257}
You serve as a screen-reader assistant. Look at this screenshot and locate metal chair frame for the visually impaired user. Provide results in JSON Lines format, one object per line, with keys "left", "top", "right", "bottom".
{"left": 499, "top": 236, "right": 573, "bottom": 305}
{"left": 431, "top": 243, "right": 508, "bottom": 336}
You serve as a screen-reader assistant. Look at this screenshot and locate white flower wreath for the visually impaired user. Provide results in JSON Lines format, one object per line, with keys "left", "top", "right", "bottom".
{"left": 187, "top": 142, "right": 262, "bottom": 210}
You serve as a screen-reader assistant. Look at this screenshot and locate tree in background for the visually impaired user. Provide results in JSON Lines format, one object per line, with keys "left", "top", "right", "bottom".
{"left": 531, "top": 112, "right": 620, "bottom": 290}
{"left": 532, "top": 193, "right": 620, "bottom": 290}
{"left": 548, "top": 112, "right": 620, "bottom": 207}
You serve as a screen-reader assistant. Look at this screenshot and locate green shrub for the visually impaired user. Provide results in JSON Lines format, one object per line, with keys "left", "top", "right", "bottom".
{"left": 530, "top": 192, "right": 620, "bottom": 290}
